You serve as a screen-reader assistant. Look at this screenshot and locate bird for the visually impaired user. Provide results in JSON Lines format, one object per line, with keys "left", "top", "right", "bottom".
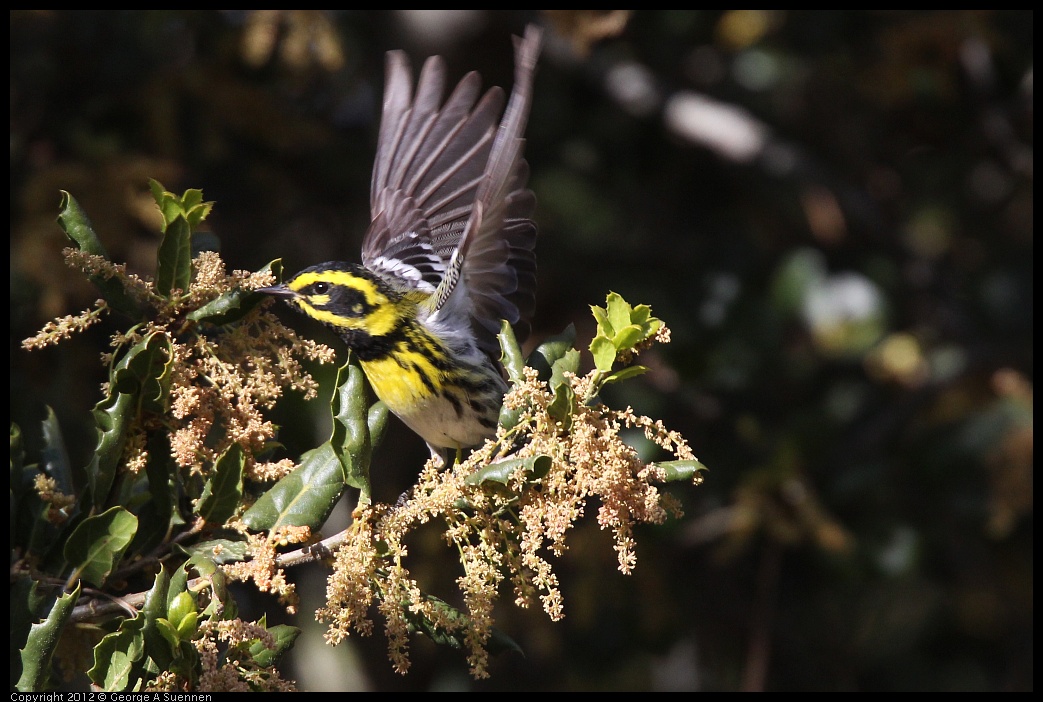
{"left": 260, "top": 24, "right": 542, "bottom": 462}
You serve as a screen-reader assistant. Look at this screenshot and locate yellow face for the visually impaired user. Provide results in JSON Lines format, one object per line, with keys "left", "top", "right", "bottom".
{"left": 268, "top": 264, "right": 405, "bottom": 339}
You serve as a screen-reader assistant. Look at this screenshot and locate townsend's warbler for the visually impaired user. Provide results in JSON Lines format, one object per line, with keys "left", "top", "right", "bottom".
{"left": 261, "top": 25, "right": 542, "bottom": 459}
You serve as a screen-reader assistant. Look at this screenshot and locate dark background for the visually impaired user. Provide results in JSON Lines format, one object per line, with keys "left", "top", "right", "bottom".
{"left": 10, "top": 10, "right": 1033, "bottom": 691}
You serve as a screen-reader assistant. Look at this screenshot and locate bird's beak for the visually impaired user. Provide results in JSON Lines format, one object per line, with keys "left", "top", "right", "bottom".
{"left": 256, "top": 283, "right": 296, "bottom": 299}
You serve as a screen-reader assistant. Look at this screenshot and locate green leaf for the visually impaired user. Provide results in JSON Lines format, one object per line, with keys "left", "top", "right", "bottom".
{"left": 196, "top": 443, "right": 244, "bottom": 525}
{"left": 111, "top": 331, "right": 173, "bottom": 414}
{"left": 180, "top": 537, "right": 250, "bottom": 564}
{"left": 88, "top": 614, "right": 147, "bottom": 691}
{"left": 10, "top": 576, "right": 47, "bottom": 687}
{"left": 140, "top": 568, "right": 174, "bottom": 670}
{"left": 130, "top": 432, "right": 175, "bottom": 555}
{"left": 154, "top": 618, "right": 181, "bottom": 653}
{"left": 166, "top": 564, "right": 190, "bottom": 612}
{"left": 64, "top": 506, "right": 139, "bottom": 587}
{"left": 240, "top": 443, "right": 345, "bottom": 531}
{"left": 9, "top": 431, "right": 62, "bottom": 565}
{"left": 186, "top": 260, "right": 283, "bottom": 326}
{"left": 546, "top": 347, "right": 580, "bottom": 425}
{"left": 333, "top": 361, "right": 388, "bottom": 506}
{"left": 368, "top": 402, "right": 389, "bottom": 458}
{"left": 599, "top": 365, "right": 648, "bottom": 386}
{"left": 497, "top": 320, "right": 526, "bottom": 384}
{"left": 16, "top": 583, "right": 80, "bottom": 692}
{"left": 590, "top": 335, "right": 617, "bottom": 373}
{"left": 248, "top": 624, "right": 300, "bottom": 667}
{"left": 156, "top": 214, "right": 193, "bottom": 297}
{"left": 87, "top": 391, "right": 134, "bottom": 509}
{"left": 56, "top": 191, "right": 145, "bottom": 318}
{"left": 181, "top": 188, "right": 203, "bottom": 211}
{"left": 167, "top": 591, "right": 196, "bottom": 630}
{"left": 39, "top": 406, "right": 75, "bottom": 500}
{"left": 242, "top": 359, "right": 387, "bottom": 530}
{"left": 650, "top": 459, "right": 709, "bottom": 481}
{"left": 546, "top": 383, "right": 575, "bottom": 427}
{"left": 550, "top": 347, "right": 580, "bottom": 382}
{"left": 629, "top": 303, "right": 652, "bottom": 325}
{"left": 529, "top": 324, "right": 577, "bottom": 381}
{"left": 175, "top": 611, "right": 199, "bottom": 639}
{"left": 405, "top": 593, "right": 523, "bottom": 656}
{"left": 149, "top": 180, "right": 214, "bottom": 231}
{"left": 332, "top": 363, "right": 374, "bottom": 490}
{"left": 56, "top": 190, "right": 107, "bottom": 256}
{"left": 612, "top": 324, "right": 646, "bottom": 351}
{"left": 590, "top": 304, "right": 611, "bottom": 336}
{"left": 466, "top": 454, "right": 551, "bottom": 486}
{"left": 606, "top": 291, "right": 633, "bottom": 333}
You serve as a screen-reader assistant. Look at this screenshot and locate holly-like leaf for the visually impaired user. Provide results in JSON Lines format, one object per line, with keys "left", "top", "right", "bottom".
{"left": 187, "top": 260, "right": 283, "bottom": 326}
{"left": 529, "top": 324, "right": 577, "bottom": 382}
{"left": 466, "top": 454, "right": 552, "bottom": 486}
{"left": 110, "top": 332, "right": 173, "bottom": 414}
{"left": 155, "top": 214, "right": 192, "bottom": 297}
{"left": 87, "top": 392, "right": 133, "bottom": 509}
{"left": 248, "top": 624, "right": 300, "bottom": 667}
{"left": 16, "top": 583, "right": 80, "bottom": 692}
{"left": 196, "top": 443, "right": 244, "bottom": 526}
{"left": 140, "top": 568, "right": 174, "bottom": 671}
{"left": 88, "top": 614, "right": 147, "bottom": 691}
{"left": 149, "top": 179, "right": 214, "bottom": 231}
{"left": 180, "top": 537, "right": 249, "bottom": 564}
{"left": 589, "top": 292, "right": 664, "bottom": 373}
{"left": 590, "top": 335, "right": 617, "bottom": 373}
{"left": 64, "top": 506, "right": 138, "bottom": 587}
{"left": 39, "top": 406, "right": 75, "bottom": 501}
{"left": 546, "top": 348, "right": 580, "bottom": 425}
{"left": 405, "top": 593, "right": 523, "bottom": 656}
{"left": 650, "top": 459, "right": 709, "bottom": 482}
{"left": 332, "top": 363, "right": 378, "bottom": 498}
{"left": 56, "top": 191, "right": 145, "bottom": 318}
{"left": 240, "top": 443, "right": 345, "bottom": 531}
{"left": 599, "top": 365, "right": 648, "bottom": 386}
{"left": 129, "top": 432, "right": 175, "bottom": 555}
{"left": 498, "top": 320, "right": 526, "bottom": 384}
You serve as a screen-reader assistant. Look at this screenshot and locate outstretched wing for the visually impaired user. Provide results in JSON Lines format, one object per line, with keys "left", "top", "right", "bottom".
{"left": 361, "top": 25, "right": 542, "bottom": 355}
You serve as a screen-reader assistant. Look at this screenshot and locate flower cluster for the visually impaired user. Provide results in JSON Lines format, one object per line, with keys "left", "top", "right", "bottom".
{"left": 318, "top": 330, "right": 702, "bottom": 679}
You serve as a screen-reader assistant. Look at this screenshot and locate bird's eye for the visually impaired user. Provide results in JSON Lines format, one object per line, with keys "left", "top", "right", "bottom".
{"left": 313, "top": 282, "right": 329, "bottom": 294}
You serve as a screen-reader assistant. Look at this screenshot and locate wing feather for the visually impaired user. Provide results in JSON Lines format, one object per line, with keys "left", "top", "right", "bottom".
{"left": 362, "top": 25, "right": 543, "bottom": 356}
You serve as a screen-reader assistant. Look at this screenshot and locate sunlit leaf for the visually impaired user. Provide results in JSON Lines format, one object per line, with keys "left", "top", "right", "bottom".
{"left": 599, "top": 365, "right": 648, "bottom": 386}
{"left": 248, "top": 624, "right": 301, "bottom": 667}
{"left": 88, "top": 614, "right": 146, "bottom": 691}
{"left": 56, "top": 191, "right": 145, "bottom": 318}
{"left": 155, "top": 214, "right": 192, "bottom": 297}
{"left": 180, "top": 538, "right": 249, "bottom": 564}
{"left": 650, "top": 459, "right": 709, "bottom": 481}
{"left": 528, "top": 323, "right": 577, "bottom": 381}
{"left": 240, "top": 443, "right": 345, "bottom": 531}
{"left": 140, "top": 568, "right": 174, "bottom": 670}
{"left": 498, "top": 320, "right": 526, "bottom": 384}
{"left": 16, "top": 583, "right": 80, "bottom": 692}
{"left": 465, "top": 454, "right": 552, "bottom": 486}
{"left": 590, "top": 335, "right": 617, "bottom": 372}
{"left": 186, "top": 260, "right": 283, "bottom": 326}
{"left": 64, "top": 506, "right": 138, "bottom": 587}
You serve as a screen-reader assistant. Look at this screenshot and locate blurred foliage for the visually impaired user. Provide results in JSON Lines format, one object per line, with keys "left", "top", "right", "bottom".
{"left": 10, "top": 10, "right": 1032, "bottom": 692}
